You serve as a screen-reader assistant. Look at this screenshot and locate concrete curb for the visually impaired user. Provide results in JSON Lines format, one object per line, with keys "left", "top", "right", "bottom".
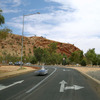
{"left": 79, "top": 71, "right": 100, "bottom": 95}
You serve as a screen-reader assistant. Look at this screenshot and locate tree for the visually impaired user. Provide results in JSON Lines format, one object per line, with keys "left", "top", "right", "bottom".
{"left": 80, "top": 59, "right": 86, "bottom": 66}
{"left": 85, "top": 48, "right": 97, "bottom": 65}
{"left": 34, "top": 47, "right": 43, "bottom": 64}
{"left": 48, "top": 42, "right": 57, "bottom": 54}
{"left": 96, "top": 54, "right": 100, "bottom": 65}
{"left": 0, "top": 56, "right": 3, "bottom": 63}
{"left": 41, "top": 48, "right": 50, "bottom": 64}
{"left": 69, "top": 50, "right": 83, "bottom": 64}
{"left": 0, "top": 27, "right": 12, "bottom": 39}
{"left": 33, "top": 46, "right": 66, "bottom": 65}
{"left": 30, "top": 56, "right": 37, "bottom": 64}
{"left": 0, "top": 9, "right": 5, "bottom": 26}
{"left": 57, "top": 54, "right": 64, "bottom": 65}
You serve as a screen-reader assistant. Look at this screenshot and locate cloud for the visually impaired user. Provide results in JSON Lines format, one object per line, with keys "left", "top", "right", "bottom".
{"left": 2, "top": 0, "right": 22, "bottom": 7}
{"left": 12, "top": 0, "right": 22, "bottom": 7}
{"left": 0, "top": 0, "right": 22, "bottom": 13}
{"left": 44, "top": 0, "right": 100, "bottom": 53}
{"left": 6, "top": 0, "right": 100, "bottom": 53}
{"left": 3, "top": 9, "right": 21, "bottom": 13}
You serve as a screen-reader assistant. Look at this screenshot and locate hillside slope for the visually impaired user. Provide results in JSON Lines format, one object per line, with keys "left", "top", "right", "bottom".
{"left": 0, "top": 33, "right": 80, "bottom": 57}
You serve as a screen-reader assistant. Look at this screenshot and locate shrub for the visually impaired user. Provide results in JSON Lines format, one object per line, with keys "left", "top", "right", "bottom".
{"left": 2, "top": 45, "right": 4, "bottom": 49}
{"left": 30, "top": 56, "right": 37, "bottom": 64}
{"left": 81, "top": 59, "right": 86, "bottom": 66}
{"left": 0, "top": 27, "right": 12, "bottom": 39}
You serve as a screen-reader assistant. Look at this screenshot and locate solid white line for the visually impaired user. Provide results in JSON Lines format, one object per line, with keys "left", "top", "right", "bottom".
{"left": 26, "top": 68, "right": 57, "bottom": 93}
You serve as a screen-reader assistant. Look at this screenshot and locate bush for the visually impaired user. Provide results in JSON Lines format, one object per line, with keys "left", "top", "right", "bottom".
{"left": 0, "top": 27, "right": 12, "bottom": 39}
{"left": 30, "top": 56, "right": 37, "bottom": 64}
{"left": 81, "top": 59, "right": 86, "bottom": 66}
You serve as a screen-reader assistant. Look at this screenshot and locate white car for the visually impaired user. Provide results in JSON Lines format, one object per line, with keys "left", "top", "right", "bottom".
{"left": 34, "top": 66, "right": 48, "bottom": 75}
{"left": 25, "top": 62, "right": 31, "bottom": 65}
{"left": 9, "top": 62, "right": 13, "bottom": 65}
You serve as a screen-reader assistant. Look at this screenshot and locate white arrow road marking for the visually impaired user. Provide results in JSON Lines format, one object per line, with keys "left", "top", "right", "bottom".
{"left": 63, "top": 69, "right": 66, "bottom": 71}
{"left": 59, "top": 80, "right": 84, "bottom": 92}
{"left": 59, "top": 80, "right": 67, "bottom": 92}
{"left": 0, "top": 80, "right": 24, "bottom": 91}
{"left": 65, "top": 85, "right": 84, "bottom": 90}
{"left": 63, "top": 69, "right": 71, "bottom": 71}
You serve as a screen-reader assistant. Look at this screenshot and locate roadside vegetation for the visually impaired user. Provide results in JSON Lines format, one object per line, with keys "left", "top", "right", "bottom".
{"left": 0, "top": 42, "right": 100, "bottom": 66}
{"left": 0, "top": 27, "right": 12, "bottom": 39}
{"left": 31, "top": 45, "right": 100, "bottom": 66}
{"left": 0, "top": 9, "right": 5, "bottom": 26}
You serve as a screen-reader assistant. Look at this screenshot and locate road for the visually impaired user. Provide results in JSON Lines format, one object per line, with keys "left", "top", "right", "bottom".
{"left": 0, "top": 66, "right": 100, "bottom": 100}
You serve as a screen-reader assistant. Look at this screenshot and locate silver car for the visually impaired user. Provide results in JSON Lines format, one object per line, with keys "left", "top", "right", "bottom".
{"left": 34, "top": 66, "right": 48, "bottom": 75}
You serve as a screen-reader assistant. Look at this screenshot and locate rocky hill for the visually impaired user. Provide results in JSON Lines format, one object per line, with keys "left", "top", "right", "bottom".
{"left": 0, "top": 33, "right": 80, "bottom": 57}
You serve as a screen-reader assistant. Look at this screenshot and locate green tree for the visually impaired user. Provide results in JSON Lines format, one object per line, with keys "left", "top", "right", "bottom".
{"left": 2, "top": 27, "right": 12, "bottom": 33}
{"left": 57, "top": 53, "right": 64, "bottom": 65}
{"left": 33, "top": 46, "right": 65, "bottom": 65}
{"left": 30, "top": 56, "right": 37, "bottom": 64}
{"left": 80, "top": 59, "right": 86, "bottom": 66}
{"left": 0, "top": 27, "right": 12, "bottom": 39}
{"left": 85, "top": 48, "right": 97, "bottom": 65}
{"left": 0, "top": 56, "right": 3, "bottom": 63}
{"left": 69, "top": 50, "right": 83, "bottom": 64}
{"left": 48, "top": 42, "right": 57, "bottom": 54}
{"left": 41, "top": 48, "right": 50, "bottom": 64}
{"left": 0, "top": 9, "right": 5, "bottom": 26}
{"left": 34, "top": 47, "right": 43, "bottom": 64}
{"left": 96, "top": 54, "right": 100, "bottom": 65}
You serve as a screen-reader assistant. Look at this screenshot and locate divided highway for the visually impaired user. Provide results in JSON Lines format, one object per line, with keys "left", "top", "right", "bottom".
{"left": 0, "top": 66, "right": 100, "bottom": 100}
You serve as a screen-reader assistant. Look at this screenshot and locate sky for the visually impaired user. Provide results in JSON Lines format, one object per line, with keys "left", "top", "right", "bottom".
{"left": 0, "top": 0, "right": 100, "bottom": 54}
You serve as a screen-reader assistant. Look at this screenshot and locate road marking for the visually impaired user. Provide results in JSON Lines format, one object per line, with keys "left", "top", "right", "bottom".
{"left": 59, "top": 80, "right": 67, "bottom": 92}
{"left": 63, "top": 69, "right": 66, "bottom": 71}
{"left": 65, "top": 85, "right": 84, "bottom": 90}
{"left": 0, "top": 80, "right": 24, "bottom": 91}
{"left": 63, "top": 69, "right": 71, "bottom": 71}
{"left": 26, "top": 68, "right": 57, "bottom": 93}
{"left": 59, "top": 80, "right": 84, "bottom": 92}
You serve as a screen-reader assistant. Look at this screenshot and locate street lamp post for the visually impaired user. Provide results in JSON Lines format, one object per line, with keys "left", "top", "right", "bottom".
{"left": 20, "top": 12, "right": 40, "bottom": 68}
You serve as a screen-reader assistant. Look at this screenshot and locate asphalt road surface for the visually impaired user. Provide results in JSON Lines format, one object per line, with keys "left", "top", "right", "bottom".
{"left": 0, "top": 66, "right": 100, "bottom": 100}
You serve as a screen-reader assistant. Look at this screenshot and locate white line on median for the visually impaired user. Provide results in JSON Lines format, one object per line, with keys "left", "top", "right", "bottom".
{"left": 26, "top": 68, "right": 57, "bottom": 93}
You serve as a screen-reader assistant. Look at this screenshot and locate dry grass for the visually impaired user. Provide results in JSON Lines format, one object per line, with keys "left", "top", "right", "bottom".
{"left": 67, "top": 66, "right": 100, "bottom": 73}
{"left": 0, "top": 65, "right": 36, "bottom": 80}
{"left": 0, "top": 66, "right": 20, "bottom": 72}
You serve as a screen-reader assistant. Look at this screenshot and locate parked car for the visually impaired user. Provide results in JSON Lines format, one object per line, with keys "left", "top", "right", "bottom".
{"left": 9, "top": 62, "right": 13, "bottom": 65}
{"left": 25, "top": 62, "right": 31, "bottom": 65}
{"left": 14, "top": 61, "right": 23, "bottom": 65}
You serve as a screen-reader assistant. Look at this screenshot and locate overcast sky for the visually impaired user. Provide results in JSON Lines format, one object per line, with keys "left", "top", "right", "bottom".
{"left": 0, "top": 0, "right": 100, "bottom": 54}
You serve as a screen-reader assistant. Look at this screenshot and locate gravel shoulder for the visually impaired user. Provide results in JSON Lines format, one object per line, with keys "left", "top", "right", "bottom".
{"left": 87, "top": 70, "right": 100, "bottom": 81}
